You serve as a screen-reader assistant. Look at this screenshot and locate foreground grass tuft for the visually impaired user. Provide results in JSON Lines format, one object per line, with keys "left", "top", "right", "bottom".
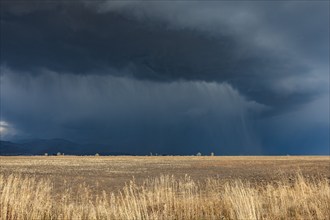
{"left": 0, "top": 173, "right": 329, "bottom": 220}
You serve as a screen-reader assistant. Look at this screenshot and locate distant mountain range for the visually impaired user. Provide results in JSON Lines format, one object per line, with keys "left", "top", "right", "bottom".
{"left": 0, "top": 139, "right": 130, "bottom": 156}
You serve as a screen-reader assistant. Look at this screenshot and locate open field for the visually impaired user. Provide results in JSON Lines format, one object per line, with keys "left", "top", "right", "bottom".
{"left": 0, "top": 156, "right": 329, "bottom": 219}
{"left": 0, "top": 156, "right": 329, "bottom": 192}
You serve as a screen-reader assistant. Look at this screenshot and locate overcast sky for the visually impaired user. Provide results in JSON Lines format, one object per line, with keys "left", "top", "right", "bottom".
{"left": 0, "top": 1, "right": 329, "bottom": 155}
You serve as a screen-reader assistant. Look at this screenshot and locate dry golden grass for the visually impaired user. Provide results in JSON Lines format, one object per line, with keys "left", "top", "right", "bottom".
{"left": 1, "top": 172, "right": 329, "bottom": 220}
{"left": 1, "top": 156, "right": 329, "bottom": 194}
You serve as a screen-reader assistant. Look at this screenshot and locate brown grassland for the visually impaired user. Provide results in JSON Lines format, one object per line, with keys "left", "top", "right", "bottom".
{"left": 0, "top": 156, "right": 329, "bottom": 219}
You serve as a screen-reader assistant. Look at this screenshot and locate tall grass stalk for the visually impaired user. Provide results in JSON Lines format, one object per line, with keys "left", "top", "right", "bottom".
{"left": 0, "top": 173, "right": 329, "bottom": 219}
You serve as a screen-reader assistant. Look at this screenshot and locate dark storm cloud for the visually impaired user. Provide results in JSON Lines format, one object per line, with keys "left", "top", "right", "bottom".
{"left": 0, "top": 1, "right": 329, "bottom": 154}
{"left": 92, "top": 0, "right": 329, "bottom": 111}
{"left": 1, "top": 1, "right": 328, "bottom": 111}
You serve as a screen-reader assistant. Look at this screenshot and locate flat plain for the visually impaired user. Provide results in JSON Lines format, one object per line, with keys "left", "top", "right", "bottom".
{"left": 1, "top": 156, "right": 329, "bottom": 193}
{"left": 1, "top": 156, "right": 330, "bottom": 219}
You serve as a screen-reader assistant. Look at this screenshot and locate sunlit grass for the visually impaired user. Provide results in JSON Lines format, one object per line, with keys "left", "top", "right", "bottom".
{"left": 1, "top": 172, "right": 329, "bottom": 220}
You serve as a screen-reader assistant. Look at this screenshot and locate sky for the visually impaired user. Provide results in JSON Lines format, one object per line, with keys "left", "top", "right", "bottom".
{"left": 0, "top": 0, "right": 329, "bottom": 155}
